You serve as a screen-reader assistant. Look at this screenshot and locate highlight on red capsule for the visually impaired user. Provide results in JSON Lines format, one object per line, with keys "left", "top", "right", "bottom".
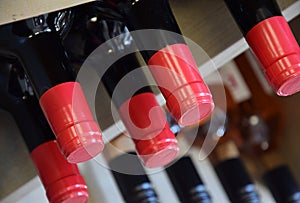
{"left": 118, "top": 92, "right": 179, "bottom": 168}
{"left": 246, "top": 16, "right": 300, "bottom": 96}
{"left": 39, "top": 82, "right": 104, "bottom": 163}
{"left": 30, "top": 140, "right": 89, "bottom": 203}
{"left": 148, "top": 43, "right": 214, "bottom": 126}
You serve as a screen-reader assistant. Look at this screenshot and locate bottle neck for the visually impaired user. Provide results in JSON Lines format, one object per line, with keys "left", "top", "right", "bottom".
{"left": 109, "top": 152, "right": 159, "bottom": 203}
{"left": 0, "top": 12, "right": 74, "bottom": 97}
{"left": 224, "top": 0, "right": 282, "bottom": 35}
{"left": 13, "top": 94, "right": 54, "bottom": 152}
{"left": 111, "top": 0, "right": 185, "bottom": 61}
{"left": 263, "top": 164, "right": 300, "bottom": 203}
{"left": 116, "top": 0, "right": 182, "bottom": 33}
{"left": 165, "top": 156, "right": 211, "bottom": 203}
{"left": 18, "top": 32, "right": 74, "bottom": 97}
{"left": 0, "top": 60, "right": 54, "bottom": 152}
{"left": 102, "top": 52, "right": 152, "bottom": 108}
{"left": 255, "top": 150, "right": 300, "bottom": 203}
{"left": 215, "top": 157, "right": 260, "bottom": 203}
{"left": 65, "top": 16, "right": 154, "bottom": 108}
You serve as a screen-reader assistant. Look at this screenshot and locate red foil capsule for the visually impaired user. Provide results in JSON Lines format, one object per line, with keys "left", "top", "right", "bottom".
{"left": 148, "top": 43, "right": 214, "bottom": 126}
{"left": 30, "top": 141, "right": 89, "bottom": 203}
{"left": 39, "top": 82, "right": 104, "bottom": 163}
{"left": 118, "top": 92, "right": 179, "bottom": 168}
{"left": 246, "top": 16, "right": 300, "bottom": 96}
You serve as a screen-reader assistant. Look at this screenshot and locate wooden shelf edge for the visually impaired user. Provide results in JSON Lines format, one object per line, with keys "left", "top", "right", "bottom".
{"left": 0, "top": 0, "right": 95, "bottom": 26}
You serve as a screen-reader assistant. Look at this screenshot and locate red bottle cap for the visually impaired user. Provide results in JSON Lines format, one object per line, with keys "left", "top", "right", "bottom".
{"left": 148, "top": 43, "right": 214, "bottom": 126}
{"left": 39, "top": 82, "right": 104, "bottom": 163}
{"left": 118, "top": 92, "right": 179, "bottom": 168}
{"left": 246, "top": 16, "right": 300, "bottom": 96}
{"left": 30, "top": 141, "right": 88, "bottom": 203}
{"left": 134, "top": 126, "right": 179, "bottom": 168}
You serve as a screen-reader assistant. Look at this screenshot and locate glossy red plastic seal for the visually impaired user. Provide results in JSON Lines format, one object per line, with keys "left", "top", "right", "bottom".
{"left": 246, "top": 16, "right": 300, "bottom": 96}
{"left": 30, "top": 141, "right": 88, "bottom": 203}
{"left": 118, "top": 92, "right": 179, "bottom": 168}
{"left": 134, "top": 126, "right": 179, "bottom": 168}
{"left": 148, "top": 43, "right": 214, "bottom": 126}
{"left": 39, "top": 82, "right": 104, "bottom": 163}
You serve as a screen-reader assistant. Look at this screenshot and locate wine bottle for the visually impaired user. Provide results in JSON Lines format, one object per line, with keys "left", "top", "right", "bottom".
{"left": 104, "top": 135, "right": 160, "bottom": 203}
{"left": 213, "top": 142, "right": 260, "bottom": 203}
{"left": 107, "top": 0, "right": 214, "bottom": 126}
{"left": 164, "top": 112, "right": 212, "bottom": 203}
{"left": 260, "top": 151, "right": 300, "bottom": 203}
{"left": 224, "top": 0, "right": 300, "bottom": 96}
{"left": 190, "top": 85, "right": 260, "bottom": 203}
{"left": 202, "top": 117, "right": 260, "bottom": 203}
{"left": 0, "top": 10, "right": 104, "bottom": 163}
{"left": 100, "top": 20, "right": 179, "bottom": 168}
{"left": 0, "top": 58, "right": 88, "bottom": 203}
{"left": 110, "top": 152, "right": 160, "bottom": 203}
{"left": 64, "top": 10, "right": 179, "bottom": 168}
{"left": 165, "top": 156, "right": 212, "bottom": 203}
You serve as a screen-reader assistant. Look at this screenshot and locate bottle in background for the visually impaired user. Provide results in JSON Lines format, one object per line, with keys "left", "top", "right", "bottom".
{"left": 261, "top": 151, "right": 300, "bottom": 203}
{"left": 165, "top": 108, "right": 213, "bottom": 203}
{"left": 165, "top": 156, "right": 212, "bottom": 203}
{"left": 188, "top": 84, "right": 261, "bottom": 203}
{"left": 104, "top": 135, "right": 160, "bottom": 203}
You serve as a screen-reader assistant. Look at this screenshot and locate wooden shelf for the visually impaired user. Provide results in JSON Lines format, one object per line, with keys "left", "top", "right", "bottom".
{"left": 0, "top": 0, "right": 94, "bottom": 25}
